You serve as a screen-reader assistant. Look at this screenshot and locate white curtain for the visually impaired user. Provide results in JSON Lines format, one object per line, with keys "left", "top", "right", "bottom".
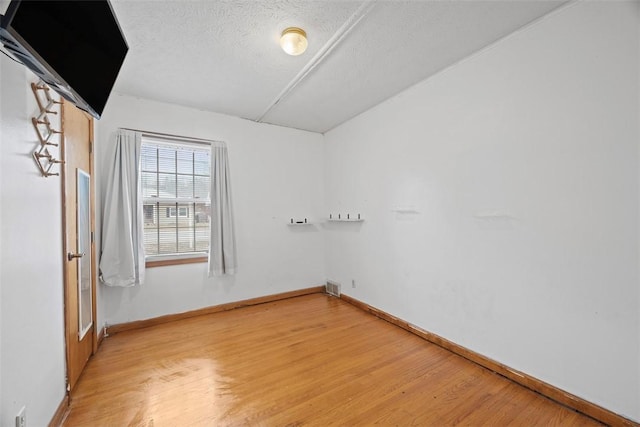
{"left": 209, "top": 142, "right": 237, "bottom": 276}
{"left": 99, "top": 130, "right": 145, "bottom": 287}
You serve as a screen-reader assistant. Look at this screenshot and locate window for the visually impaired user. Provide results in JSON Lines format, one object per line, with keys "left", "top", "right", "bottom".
{"left": 166, "top": 206, "right": 189, "bottom": 218}
{"left": 140, "top": 137, "right": 211, "bottom": 258}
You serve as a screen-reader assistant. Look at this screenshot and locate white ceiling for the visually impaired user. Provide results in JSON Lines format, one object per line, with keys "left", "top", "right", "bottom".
{"left": 111, "top": 0, "right": 567, "bottom": 133}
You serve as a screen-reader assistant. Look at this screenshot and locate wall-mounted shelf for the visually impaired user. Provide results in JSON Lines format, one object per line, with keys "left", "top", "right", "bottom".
{"left": 327, "top": 213, "right": 364, "bottom": 222}
{"left": 288, "top": 218, "right": 312, "bottom": 225}
{"left": 392, "top": 207, "right": 420, "bottom": 214}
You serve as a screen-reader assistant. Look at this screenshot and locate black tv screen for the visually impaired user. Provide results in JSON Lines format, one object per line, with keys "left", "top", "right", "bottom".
{"left": 0, "top": 0, "right": 128, "bottom": 119}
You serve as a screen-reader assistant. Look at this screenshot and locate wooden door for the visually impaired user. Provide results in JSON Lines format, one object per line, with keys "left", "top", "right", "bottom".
{"left": 61, "top": 100, "right": 97, "bottom": 392}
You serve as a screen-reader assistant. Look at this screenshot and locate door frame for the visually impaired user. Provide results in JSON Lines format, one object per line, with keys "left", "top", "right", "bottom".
{"left": 60, "top": 99, "right": 98, "bottom": 393}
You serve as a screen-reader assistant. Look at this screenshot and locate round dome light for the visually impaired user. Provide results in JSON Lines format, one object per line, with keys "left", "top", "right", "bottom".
{"left": 280, "top": 27, "right": 308, "bottom": 56}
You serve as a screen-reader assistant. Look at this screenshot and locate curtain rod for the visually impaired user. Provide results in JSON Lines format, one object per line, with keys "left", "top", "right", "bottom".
{"left": 119, "top": 127, "right": 221, "bottom": 146}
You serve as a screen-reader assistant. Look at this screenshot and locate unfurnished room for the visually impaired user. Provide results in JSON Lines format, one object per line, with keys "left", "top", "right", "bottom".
{"left": 0, "top": 0, "right": 638, "bottom": 425}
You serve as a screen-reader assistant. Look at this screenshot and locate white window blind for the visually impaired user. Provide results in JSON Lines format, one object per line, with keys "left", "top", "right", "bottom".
{"left": 140, "top": 137, "right": 211, "bottom": 256}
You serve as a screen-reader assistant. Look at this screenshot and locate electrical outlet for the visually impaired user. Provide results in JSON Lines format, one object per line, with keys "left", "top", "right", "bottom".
{"left": 16, "top": 406, "right": 26, "bottom": 427}
{"left": 352, "top": 279, "right": 356, "bottom": 288}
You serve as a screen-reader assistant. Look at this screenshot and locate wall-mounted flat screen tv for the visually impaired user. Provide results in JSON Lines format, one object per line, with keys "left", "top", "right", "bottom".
{"left": 0, "top": 0, "right": 128, "bottom": 119}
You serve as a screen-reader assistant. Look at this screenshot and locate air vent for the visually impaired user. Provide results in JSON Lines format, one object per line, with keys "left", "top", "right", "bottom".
{"left": 326, "top": 281, "right": 341, "bottom": 297}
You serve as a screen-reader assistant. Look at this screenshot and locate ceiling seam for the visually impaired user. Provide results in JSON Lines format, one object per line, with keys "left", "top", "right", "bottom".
{"left": 255, "top": 0, "right": 377, "bottom": 123}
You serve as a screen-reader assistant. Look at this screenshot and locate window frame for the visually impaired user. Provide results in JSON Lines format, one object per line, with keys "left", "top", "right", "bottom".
{"left": 140, "top": 136, "right": 211, "bottom": 267}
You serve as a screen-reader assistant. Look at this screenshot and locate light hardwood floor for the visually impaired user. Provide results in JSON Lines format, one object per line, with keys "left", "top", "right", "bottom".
{"left": 63, "top": 294, "right": 602, "bottom": 426}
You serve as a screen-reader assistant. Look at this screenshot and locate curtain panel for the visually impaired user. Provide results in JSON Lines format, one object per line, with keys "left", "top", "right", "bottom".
{"left": 209, "top": 142, "right": 237, "bottom": 276}
{"left": 99, "top": 130, "right": 145, "bottom": 287}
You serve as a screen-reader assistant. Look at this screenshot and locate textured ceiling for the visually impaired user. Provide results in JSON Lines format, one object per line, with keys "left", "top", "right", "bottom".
{"left": 110, "top": 0, "right": 567, "bottom": 133}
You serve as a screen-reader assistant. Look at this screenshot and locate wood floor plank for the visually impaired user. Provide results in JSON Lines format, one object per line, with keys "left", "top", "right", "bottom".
{"left": 63, "top": 294, "right": 603, "bottom": 426}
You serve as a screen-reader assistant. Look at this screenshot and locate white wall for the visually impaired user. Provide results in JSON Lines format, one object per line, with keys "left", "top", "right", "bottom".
{"left": 324, "top": 1, "right": 639, "bottom": 422}
{"left": 96, "top": 95, "right": 325, "bottom": 326}
{"left": 0, "top": 59, "right": 67, "bottom": 426}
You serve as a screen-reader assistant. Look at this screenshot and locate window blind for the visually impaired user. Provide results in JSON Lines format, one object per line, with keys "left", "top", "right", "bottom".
{"left": 140, "top": 138, "right": 211, "bottom": 256}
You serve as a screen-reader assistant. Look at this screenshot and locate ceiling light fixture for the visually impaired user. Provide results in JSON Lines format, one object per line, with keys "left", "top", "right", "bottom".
{"left": 280, "top": 27, "right": 308, "bottom": 56}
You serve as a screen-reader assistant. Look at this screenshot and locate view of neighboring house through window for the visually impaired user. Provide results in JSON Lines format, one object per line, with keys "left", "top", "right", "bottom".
{"left": 141, "top": 137, "right": 210, "bottom": 257}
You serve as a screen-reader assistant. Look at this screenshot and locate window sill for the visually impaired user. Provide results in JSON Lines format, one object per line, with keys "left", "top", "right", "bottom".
{"left": 145, "top": 255, "right": 207, "bottom": 268}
